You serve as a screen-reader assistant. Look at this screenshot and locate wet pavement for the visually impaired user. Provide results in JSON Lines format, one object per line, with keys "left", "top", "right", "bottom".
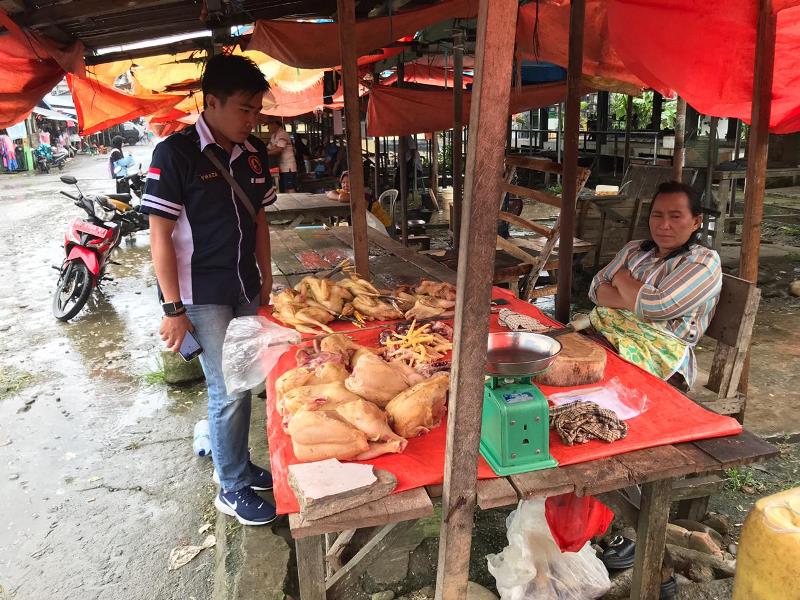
{"left": 0, "top": 146, "right": 216, "bottom": 599}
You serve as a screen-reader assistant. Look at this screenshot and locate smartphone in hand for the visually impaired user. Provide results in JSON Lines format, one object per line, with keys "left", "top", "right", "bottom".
{"left": 179, "top": 330, "right": 203, "bottom": 362}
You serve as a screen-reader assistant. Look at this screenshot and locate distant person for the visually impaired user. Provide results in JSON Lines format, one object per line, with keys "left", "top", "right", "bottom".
{"left": 266, "top": 118, "right": 297, "bottom": 192}
{"left": 108, "top": 135, "right": 134, "bottom": 193}
{"left": 294, "top": 135, "right": 312, "bottom": 175}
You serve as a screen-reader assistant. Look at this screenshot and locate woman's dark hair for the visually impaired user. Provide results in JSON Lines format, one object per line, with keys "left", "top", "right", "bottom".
{"left": 202, "top": 54, "right": 269, "bottom": 108}
{"left": 108, "top": 135, "right": 124, "bottom": 174}
{"left": 111, "top": 135, "right": 123, "bottom": 151}
{"left": 641, "top": 180, "right": 704, "bottom": 259}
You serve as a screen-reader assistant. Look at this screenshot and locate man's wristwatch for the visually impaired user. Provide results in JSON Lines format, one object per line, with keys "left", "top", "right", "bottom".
{"left": 162, "top": 300, "right": 185, "bottom": 317}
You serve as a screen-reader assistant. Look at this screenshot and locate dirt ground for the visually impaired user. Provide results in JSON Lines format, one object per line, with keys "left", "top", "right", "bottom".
{"left": 0, "top": 149, "right": 219, "bottom": 600}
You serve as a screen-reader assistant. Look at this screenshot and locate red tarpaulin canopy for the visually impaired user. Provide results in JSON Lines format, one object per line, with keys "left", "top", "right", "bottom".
{"left": 67, "top": 74, "right": 182, "bottom": 135}
{"left": 382, "top": 63, "right": 473, "bottom": 88}
{"left": 0, "top": 9, "right": 84, "bottom": 128}
{"left": 367, "top": 82, "right": 571, "bottom": 136}
{"left": 247, "top": 0, "right": 478, "bottom": 69}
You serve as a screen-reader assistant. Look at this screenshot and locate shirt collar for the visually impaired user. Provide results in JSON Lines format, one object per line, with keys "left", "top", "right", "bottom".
{"left": 197, "top": 113, "right": 259, "bottom": 155}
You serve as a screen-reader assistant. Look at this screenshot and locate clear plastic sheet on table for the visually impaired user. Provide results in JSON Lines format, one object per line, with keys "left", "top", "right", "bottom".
{"left": 548, "top": 376, "right": 650, "bottom": 421}
{"left": 487, "top": 499, "right": 611, "bottom": 600}
{"left": 222, "top": 316, "right": 301, "bottom": 395}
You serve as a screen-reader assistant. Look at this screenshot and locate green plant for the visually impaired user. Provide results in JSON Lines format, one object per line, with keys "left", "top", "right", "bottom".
{"left": 0, "top": 366, "right": 34, "bottom": 401}
{"left": 438, "top": 141, "right": 453, "bottom": 174}
{"left": 725, "top": 467, "right": 759, "bottom": 492}
{"left": 546, "top": 183, "right": 563, "bottom": 196}
{"left": 611, "top": 91, "right": 654, "bottom": 129}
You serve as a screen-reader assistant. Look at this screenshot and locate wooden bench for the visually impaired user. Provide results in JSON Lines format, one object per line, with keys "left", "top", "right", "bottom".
{"left": 674, "top": 273, "right": 761, "bottom": 519}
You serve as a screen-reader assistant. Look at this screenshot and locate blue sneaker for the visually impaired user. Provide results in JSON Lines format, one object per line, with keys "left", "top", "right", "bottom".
{"left": 212, "top": 461, "right": 273, "bottom": 491}
{"left": 214, "top": 487, "right": 276, "bottom": 526}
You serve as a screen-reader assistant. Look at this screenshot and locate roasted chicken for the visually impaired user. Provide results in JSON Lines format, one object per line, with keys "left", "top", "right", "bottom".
{"left": 385, "top": 373, "right": 450, "bottom": 438}
{"left": 344, "top": 351, "right": 410, "bottom": 407}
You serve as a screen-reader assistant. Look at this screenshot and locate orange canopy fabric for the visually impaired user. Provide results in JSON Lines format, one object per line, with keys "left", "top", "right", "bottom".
{"left": 382, "top": 63, "right": 473, "bottom": 88}
{"left": 247, "top": 0, "right": 478, "bottom": 69}
{"left": 0, "top": 9, "right": 84, "bottom": 128}
{"left": 605, "top": 0, "right": 800, "bottom": 133}
{"left": 367, "top": 82, "right": 571, "bottom": 136}
{"left": 515, "top": 1, "right": 649, "bottom": 92}
{"left": 67, "top": 74, "right": 182, "bottom": 135}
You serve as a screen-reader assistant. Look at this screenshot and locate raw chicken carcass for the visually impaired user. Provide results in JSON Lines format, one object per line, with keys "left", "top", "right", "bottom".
{"left": 281, "top": 382, "right": 364, "bottom": 416}
{"left": 404, "top": 295, "right": 456, "bottom": 320}
{"left": 271, "top": 288, "right": 335, "bottom": 334}
{"left": 275, "top": 362, "right": 349, "bottom": 416}
{"left": 288, "top": 410, "right": 369, "bottom": 462}
{"left": 334, "top": 399, "right": 408, "bottom": 452}
{"left": 345, "top": 351, "right": 410, "bottom": 407}
{"left": 415, "top": 280, "right": 457, "bottom": 301}
{"left": 337, "top": 275, "right": 381, "bottom": 298}
{"left": 353, "top": 295, "right": 404, "bottom": 321}
{"left": 294, "top": 277, "right": 353, "bottom": 314}
{"left": 385, "top": 373, "right": 450, "bottom": 438}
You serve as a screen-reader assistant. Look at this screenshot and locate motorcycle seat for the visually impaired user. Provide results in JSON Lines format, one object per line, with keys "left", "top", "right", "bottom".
{"left": 106, "top": 193, "right": 132, "bottom": 202}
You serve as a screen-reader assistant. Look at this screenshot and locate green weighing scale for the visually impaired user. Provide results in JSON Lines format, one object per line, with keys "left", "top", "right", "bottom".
{"left": 480, "top": 331, "right": 562, "bottom": 475}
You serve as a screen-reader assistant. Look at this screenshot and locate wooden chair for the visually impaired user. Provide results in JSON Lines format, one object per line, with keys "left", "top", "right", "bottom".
{"left": 496, "top": 154, "right": 593, "bottom": 300}
{"left": 672, "top": 273, "right": 761, "bottom": 520}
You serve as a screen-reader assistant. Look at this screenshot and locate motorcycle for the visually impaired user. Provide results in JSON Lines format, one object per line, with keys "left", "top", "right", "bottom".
{"left": 52, "top": 175, "right": 132, "bottom": 321}
{"left": 33, "top": 143, "right": 68, "bottom": 173}
{"left": 106, "top": 166, "right": 149, "bottom": 235}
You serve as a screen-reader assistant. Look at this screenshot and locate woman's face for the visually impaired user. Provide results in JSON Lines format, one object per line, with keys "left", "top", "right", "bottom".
{"left": 341, "top": 174, "right": 350, "bottom": 192}
{"left": 649, "top": 192, "right": 702, "bottom": 255}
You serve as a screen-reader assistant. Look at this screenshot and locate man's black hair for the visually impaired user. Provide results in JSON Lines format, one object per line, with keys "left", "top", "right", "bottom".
{"left": 201, "top": 54, "right": 269, "bottom": 108}
{"left": 641, "top": 180, "right": 704, "bottom": 259}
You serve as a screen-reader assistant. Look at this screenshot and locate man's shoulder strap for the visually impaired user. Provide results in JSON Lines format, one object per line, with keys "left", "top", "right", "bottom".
{"left": 201, "top": 145, "right": 257, "bottom": 223}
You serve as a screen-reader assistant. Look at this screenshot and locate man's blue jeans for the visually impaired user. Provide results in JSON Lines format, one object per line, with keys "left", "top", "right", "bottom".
{"left": 186, "top": 298, "right": 258, "bottom": 492}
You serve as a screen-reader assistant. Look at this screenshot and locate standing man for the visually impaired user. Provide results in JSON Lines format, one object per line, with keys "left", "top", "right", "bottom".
{"left": 141, "top": 54, "right": 278, "bottom": 526}
{"left": 266, "top": 118, "right": 297, "bottom": 192}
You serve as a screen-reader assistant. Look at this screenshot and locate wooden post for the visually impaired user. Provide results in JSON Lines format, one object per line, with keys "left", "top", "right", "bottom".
{"left": 374, "top": 135, "right": 381, "bottom": 195}
{"left": 623, "top": 95, "right": 633, "bottom": 175}
{"left": 337, "top": 0, "right": 369, "bottom": 277}
{"left": 672, "top": 97, "right": 687, "bottom": 181}
{"left": 296, "top": 536, "right": 326, "bottom": 600}
{"left": 705, "top": 116, "right": 720, "bottom": 248}
{"left": 650, "top": 92, "right": 663, "bottom": 131}
{"left": 739, "top": 0, "right": 777, "bottom": 392}
{"left": 630, "top": 479, "right": 672, "bottom": 600}
{"left": 397, "top": 60, "right": 409, "bottom": 245}
{"left": 554, "top": 0, "right": 586, "bottom": 324}
{"left": 430, "top": 132, "right": 439, "bottom": 195}
{"left": 452, "top": 30, "right": 464, "bottom": 251}
{"left": 434, "top": 1, "right": 519, "bottom": 599}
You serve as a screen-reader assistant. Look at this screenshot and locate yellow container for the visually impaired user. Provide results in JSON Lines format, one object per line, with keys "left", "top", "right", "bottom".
{"left": 733, "top": 486, "right": 800, "bottom": 600}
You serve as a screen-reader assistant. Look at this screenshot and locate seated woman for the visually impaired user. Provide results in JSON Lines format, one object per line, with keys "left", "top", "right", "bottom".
{"left": 588, "top": 181, "right": 722, "bottom": 390}
{"left": 326, "top": 171, "right": 392, "bottom": 230}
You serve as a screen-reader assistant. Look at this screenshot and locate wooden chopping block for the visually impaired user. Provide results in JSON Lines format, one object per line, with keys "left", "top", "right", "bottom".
{"left": 533, "top": 332, "right": 606, "bottom": 387}
{"left": 289, "top": 459, "right": 397, "bottom": 521}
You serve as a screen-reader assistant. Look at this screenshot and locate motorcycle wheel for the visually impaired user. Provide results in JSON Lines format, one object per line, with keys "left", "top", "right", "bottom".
{"left": 52, "top": 261, "right": 94, "bottom": 321}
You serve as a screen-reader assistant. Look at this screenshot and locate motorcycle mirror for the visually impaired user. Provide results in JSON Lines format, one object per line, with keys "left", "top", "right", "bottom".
{"left": 60, "top": 175, "right": 77, "bottom": 185}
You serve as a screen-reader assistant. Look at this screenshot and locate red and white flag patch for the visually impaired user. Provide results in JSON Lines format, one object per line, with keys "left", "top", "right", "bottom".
{"left": 147, "top": 167, "right": 161, "bottom": 181}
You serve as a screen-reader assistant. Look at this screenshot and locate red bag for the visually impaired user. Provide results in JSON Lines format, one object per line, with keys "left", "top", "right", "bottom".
{"left": 545, "top": 492, "right": 614, "bottom": 552}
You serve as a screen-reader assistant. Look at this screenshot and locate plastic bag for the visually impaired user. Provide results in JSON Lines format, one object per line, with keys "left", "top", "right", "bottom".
{"left": 548, "top": 376, "right": 649, "bottom": 420}
{"left": 487, "top": 499, "right": 611, "bottom": 600}
{"left": 222, "top": 316, "right": 301, "bottom": 395}
{"left": 545, "top": 493, "right": 614, "bottom": 552}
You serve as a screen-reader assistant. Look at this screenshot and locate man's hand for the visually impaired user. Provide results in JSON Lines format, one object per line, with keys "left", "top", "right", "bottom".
{"left": 160, "top": 313, "right": 194, "bottom": 352}
{"left": 259, "top": 277, "right": 273, "bottom": 306}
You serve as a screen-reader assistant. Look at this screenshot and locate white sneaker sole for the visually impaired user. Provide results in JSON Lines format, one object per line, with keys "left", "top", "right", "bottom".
{"left": 214, "top": 496, "right": 276, "bottom": 526}
{"left": 213, "top": 469, "right": 272, "bottom": 491}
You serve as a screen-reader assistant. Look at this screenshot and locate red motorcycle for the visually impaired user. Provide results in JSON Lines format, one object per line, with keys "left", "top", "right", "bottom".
{"left": 52, "top": 175, "right": 124, "bottom": 321}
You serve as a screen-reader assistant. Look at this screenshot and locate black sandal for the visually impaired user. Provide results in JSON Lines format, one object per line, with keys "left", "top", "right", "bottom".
{"left": 601, "top": 535, "right": 637, "bottom": 570}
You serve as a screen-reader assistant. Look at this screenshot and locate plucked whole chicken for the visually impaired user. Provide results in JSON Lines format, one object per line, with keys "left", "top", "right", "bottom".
{"left": 385, "top": 373, "right": 450, "bottom": 438}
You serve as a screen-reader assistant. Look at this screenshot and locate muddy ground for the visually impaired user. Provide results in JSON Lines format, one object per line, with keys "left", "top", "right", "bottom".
{"left": 0, "top": 149, "right": 219, "bottom": 600}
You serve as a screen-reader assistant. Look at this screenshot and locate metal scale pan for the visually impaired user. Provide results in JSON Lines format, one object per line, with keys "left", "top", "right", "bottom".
{"left": 485, "top": 331, "right": 562, "bottom": 377}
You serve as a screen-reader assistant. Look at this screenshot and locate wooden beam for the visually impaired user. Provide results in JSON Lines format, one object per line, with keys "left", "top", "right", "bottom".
{"left": 296, "top": 535, "right": 326, "bottom": 600}
{"left": 554, "top": 0, "right": 585, "bottom": 324}
{"left": 739, "top": 0, "right": 777, "bottom": 393}
{"left": 434, "top": 1, "right": 519, "bottom": 599}
{"left": 500, "top": 182, "right": 561, "bottom": 208}
{"left": 630, "top": 479, "right": 672, "bottom": 600}
{"left": 706, "top": 116, "right": 720, "bottom": 248}
{"left": 337, "top": 0, "right": 369, "bottom": 278}
{"left": 672, "top": 97, "right": 687, "bottom": 181}
{"left": 623, "top": 95, "right": 634, "bottom": 175}
{"left": 17, "top": 0, "right": 177, "bottom": 27}
{"left": 452, "top": 30, "right": 465, "bottom": 251}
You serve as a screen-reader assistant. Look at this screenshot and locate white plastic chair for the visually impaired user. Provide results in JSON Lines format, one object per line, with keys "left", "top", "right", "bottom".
{"left": 378, "top": 189, "right": 399, "bottom": 223}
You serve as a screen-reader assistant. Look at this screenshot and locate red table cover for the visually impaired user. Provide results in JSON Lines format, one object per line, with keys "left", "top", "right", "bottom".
{"left": 264, "top": 287, "right": 742, "bottom": 515}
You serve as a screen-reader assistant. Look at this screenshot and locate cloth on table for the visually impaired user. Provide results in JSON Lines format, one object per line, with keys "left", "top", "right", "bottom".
{"left": 550, "top": 400, "right": 628, "bottom": 445}
{"left": 589, "top": 306, "right": 689, "bottom": 382}
{"left": 498, "top": 308, "right": 548, "bottom": 332}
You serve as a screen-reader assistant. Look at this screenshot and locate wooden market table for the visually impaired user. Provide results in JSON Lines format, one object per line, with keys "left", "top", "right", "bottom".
{"left": 268, "top": 227, "right": 777, "bottom": 600}
{"left": 266, "top": 193, "right": 352, "bottom": 226}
